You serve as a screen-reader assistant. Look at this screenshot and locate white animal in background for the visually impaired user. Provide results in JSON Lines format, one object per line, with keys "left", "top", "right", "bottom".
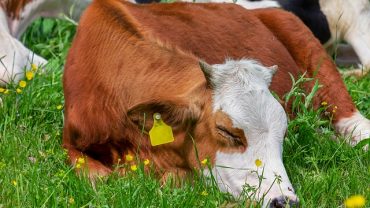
{"left": 0, "top": 0, "right": 91, "bottom": 86}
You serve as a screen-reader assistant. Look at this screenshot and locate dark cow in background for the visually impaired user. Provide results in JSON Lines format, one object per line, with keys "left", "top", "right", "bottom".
{"left": 271, "top": 0, "right": 331, "bottom": 44}
{"left": 0, "top": 0, "right": 90, "bottom": 85}
{"left": 63, "top": 0, "right": 370, "bottom": 207}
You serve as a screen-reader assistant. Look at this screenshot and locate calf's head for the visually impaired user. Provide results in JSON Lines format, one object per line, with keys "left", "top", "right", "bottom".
{"left": 128, "top": 59, "right": 297, "bottom": 207}
{"left": 199, "top": 59, "right": 297, "bottom": 207}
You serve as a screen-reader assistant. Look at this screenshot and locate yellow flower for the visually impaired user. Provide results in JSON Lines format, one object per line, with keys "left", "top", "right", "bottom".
{"left": 31, "top": 63, "right": 38, "bottom": 71}
{"left": 77, "top": 157, "right": 85, "bottom": 164}
{"left": 19, "top": 80, "right": 26, "bottom": 88}
{"left": 130, "top": 165, "right": 137, "bottom": 171}
{"left": 125, "top": 154, "right": 134, "bottom": 162}
{"left": 332, "top": 109, "right": 336, "bottom": 113}
{"left": 255, "top": 159, "right": 262, "bottom": 167}
{"left": 345, "top": 195, "right": 366, "bottom": 208}
{"left": 69, "top": 197, "right": 75, "bottom": 204}
{"left": 56, "top": 105, "right": 63, "bottom": 110}
{"left": 0, "top": 87, "right": 5, "bottom": 93}
{"left": 12, "top": 180, "right": 17, "bottom": 186}
{"left": 26, "top": 71, "right": 34, "bottom": 80}
{"left": 75, "top": 163, "right": 81, "bottom": 169}
{"left": 201, "top": 158, "right": 208, "bottom": 165}
{"left": 144, "top": 159, "right": 150, "bottom": 166}
{"left": 321, "top": 101, "right": 328, "bottom": 106}
{"left": 4, "top": 89, "right": 9, "bottom": 94}
{"left": 16, "top": 88, "right": 22, "bottom": 94}
{"left": 334, "top": 106, "right": 338, "bottom": 109}
{"left": 200, "top": 190, "right": 208, "bottom": 196}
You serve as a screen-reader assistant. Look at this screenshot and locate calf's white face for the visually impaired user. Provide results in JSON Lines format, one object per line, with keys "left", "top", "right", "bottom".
{"left": 203, "top": 59, "right": 297, "bottom": 206}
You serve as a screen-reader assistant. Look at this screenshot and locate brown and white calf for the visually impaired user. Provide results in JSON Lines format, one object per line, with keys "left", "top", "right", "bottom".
{"left": 0, "top": 0, "right": 90, "bottom": 85}
{"left": 64, "top": 0, "right": 369, "bottom": 207}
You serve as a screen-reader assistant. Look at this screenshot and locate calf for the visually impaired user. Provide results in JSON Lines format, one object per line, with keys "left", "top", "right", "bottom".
{"left": 63, "top": 0, "right": 370, "bottom": 207}
{"left": 0, "top": 0, "right": 90, "bottom": 85}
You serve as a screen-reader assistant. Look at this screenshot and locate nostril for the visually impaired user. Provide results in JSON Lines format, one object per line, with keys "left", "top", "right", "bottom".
{"left": 270, "top": 196, "right": 299, "bottom": 208}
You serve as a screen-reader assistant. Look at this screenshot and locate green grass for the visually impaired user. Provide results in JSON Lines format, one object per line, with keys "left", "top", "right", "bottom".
{"left": 0, "top": 18, "right": 369, "bottom": 208}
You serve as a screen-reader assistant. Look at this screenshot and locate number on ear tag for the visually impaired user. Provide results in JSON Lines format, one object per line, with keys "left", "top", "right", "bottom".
{"left": 149, "top": 113, "right": 174, "bottom": 146}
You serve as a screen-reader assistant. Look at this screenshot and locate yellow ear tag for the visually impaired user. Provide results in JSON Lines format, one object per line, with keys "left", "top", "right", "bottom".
{"left": 149, "top": 113, "right": 174, "bottom": 146}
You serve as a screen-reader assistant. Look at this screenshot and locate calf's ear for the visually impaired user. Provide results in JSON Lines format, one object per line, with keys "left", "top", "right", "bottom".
{"left": 199, "top": 60, "right": 214, "bottom": 88}
{"left": 127, "top": 99, "right": 201, "bottom": 132}
{"left": 263, "top": 65, "right": 278, "bottom": 86}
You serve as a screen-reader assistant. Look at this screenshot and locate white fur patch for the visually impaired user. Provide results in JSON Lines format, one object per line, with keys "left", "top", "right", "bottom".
{"left": 0, "top": 30, "right": 46, "bottom": 85}
{"left": 181, "top": 0, "right": 280, "bottom": 9}
{"left": 235, "top": 0, "right": 280, "bottom": 9}
{"left": 205, "top": 59, "right": 297, "bottom": 206}
{"left": 335, "top": 111, "right": 370, "bottom": 146}
{"left": 320, "top": 0, "right": 370, "bottom": 69}
{"left": 0, "top": 9, "right": 9, "bottom": 33}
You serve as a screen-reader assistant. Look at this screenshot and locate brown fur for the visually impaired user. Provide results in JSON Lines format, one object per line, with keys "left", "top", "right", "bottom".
{"left": 0, "top": 0, "right": 32, "bottom": 18}
{"left": 63, "top": 0, "right": 249, "bottom": 177}
{"left": 63, "top": 0, "right": 357, "bottom": 177}
{"left": 123, "top": 2, "right": 356, "bottom": 120}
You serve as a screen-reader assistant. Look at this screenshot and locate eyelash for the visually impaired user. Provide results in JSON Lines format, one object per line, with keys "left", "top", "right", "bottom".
{"left": 216, "top": 125, "right": 243, "bottom": 146}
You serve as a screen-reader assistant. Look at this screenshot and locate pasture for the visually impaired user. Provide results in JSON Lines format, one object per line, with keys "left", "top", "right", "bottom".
{"left": 0, "top": 17, "right": 369, "bottom": 207}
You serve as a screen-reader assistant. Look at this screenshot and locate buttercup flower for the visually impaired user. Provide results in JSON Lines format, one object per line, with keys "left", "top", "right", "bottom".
{"left": 75, "top": 157, "right": 85, "bottom": 169}
{"left": 19, "top": 80, "right": 26, "bottom": 88}
{"left": 26, "top": 71, "right": 34, "bottom": 80}
{"left": 255, "top": 159, "right": 262, "bottom": 167}
{"left": 345, "top": 195, "right": 366, "bottom": 208}
{"left": 125, "top": 154, "right": 134, "bottom": 162}
{"left": 144, "top": 159, "right": 150, "bottom": 166}
{"left": 12, "top": 180, "right": 17, "bottom": 186}
{"left": 16, "top": 88, "right": 22, "bottom": 94}
{"left": 201, "top": 158, "right": 208, "bottom": 165}
{"left": 0, "top": 88, "right": 5, "bottom": 93}
{"left": 77, "top": 157, "right": 85, "bottom": 164}
{"left": 130, "top": 165, "right": 137, "bottom": 171}
{"left": 321, "top": 101, "right": 328, "bottom": 106}
{"left": 57, "top": 105, "right": 63, "bottom": 110}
